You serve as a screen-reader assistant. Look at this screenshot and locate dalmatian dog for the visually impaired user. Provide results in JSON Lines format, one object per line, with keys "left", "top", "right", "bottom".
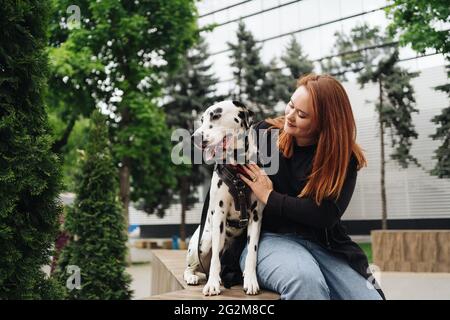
{"left": 184, "top": 100, "right": 265, "bottom": 296}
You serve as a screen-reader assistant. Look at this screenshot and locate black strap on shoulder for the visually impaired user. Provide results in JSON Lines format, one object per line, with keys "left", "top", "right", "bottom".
{"left": 197, "top": 185, "right": 210, "bottom": 280}
{"left": 215, "top": 164, "right": 252, "bottom": 228}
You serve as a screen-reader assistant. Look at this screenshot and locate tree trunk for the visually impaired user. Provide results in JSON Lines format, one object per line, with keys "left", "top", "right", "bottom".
{"left": 379, "top": 78, "right": 388, "bottom": 230}
{"left": 52, "top": 113, "right": 78, "bottom": 153}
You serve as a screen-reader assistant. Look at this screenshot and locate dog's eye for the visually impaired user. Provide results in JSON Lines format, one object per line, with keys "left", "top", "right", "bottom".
{"left": 211, "top": 114, "right": 221, "bottom": 121}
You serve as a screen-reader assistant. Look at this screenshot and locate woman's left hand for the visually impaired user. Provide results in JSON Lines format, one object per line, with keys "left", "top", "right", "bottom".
{"left": 238, "top": 163, "right": 273, "bottom": 205}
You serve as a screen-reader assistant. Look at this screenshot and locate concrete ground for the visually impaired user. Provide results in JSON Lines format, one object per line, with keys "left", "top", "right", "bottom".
{"left": 127, "top": 247, "right": 153, "bottom": 299}
{"left": 128, "top": 248, "right": 450, "bottom": 300}
{"left": 375, "top": 272, "right": 450, "bottom": 300}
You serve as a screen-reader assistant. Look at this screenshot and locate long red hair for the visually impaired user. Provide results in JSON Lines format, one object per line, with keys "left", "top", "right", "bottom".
{"left": 266, "top": 74, "right": 367, "bottom": 205}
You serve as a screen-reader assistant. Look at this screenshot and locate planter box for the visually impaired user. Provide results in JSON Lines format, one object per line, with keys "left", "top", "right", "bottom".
{"left": 371, "top": 230, "right": 450, "bottom": 272}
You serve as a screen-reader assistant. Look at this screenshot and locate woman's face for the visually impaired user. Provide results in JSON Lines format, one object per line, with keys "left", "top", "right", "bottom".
{"left": 284, "top": 85, "right": 316, "bottom": 145}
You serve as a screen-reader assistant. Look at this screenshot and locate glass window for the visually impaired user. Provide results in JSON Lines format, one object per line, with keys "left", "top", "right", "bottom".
{"left": 298, "top": 28, "right": 321, "bottom": 60}
{"left": 319, "top": 22, "right": 341, "bottom": 58}
{"left": 318, "top": 0, "right": 341, "bottom": 23}
{"left": 362, "top": 0, "right": 388, "bottom": 12}
{"left": 339, "top": 0, "right": 363, "bottom": 18}
{"left": 278, "top": 2, "right": 302, "bottom": 35}
{"left": 244, "top": 13, "right": 265, "bottom": 41}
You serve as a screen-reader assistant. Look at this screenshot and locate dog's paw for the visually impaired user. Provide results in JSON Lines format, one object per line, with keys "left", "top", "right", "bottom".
{"left": 185, "top": 274, "right": 199, "bottom": 285}
{"left": 202, "top": 277, "right": 221, "bottom": 296}
{"left": 243, "top": 271, "right": 260, "bottom": 295}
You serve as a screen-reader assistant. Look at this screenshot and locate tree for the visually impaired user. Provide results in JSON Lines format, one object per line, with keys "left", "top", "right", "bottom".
{"left": 48, "top": 1, "right": 198, "bottom": 231}
{"left": 56, "top": 111, "right": 131, "bottom": 299}
{"left": 430, "top": 65, "right": 450, "bottom": 178}
{"left": 387, "top": 0, "right": 450, "bottom": 178}
{"left": 0, "top": 0, "right": 64, "bottom": 299}
{"left": 163, "top": 36, "right": 220, "bottom": 242}
{"left": 325, "top": 24, "right": 420, "bottom": 229}
{"left": 320, "top": 24, "right": 387, "bottom": 81}
{"left": 228, "top": 21, "right": 273, "bottom": 118}
{"left": 263, "top": 36, "right": 315, "bottom": 106}
{"left": 281, "top": 36, "right": 314, "bottom": 80}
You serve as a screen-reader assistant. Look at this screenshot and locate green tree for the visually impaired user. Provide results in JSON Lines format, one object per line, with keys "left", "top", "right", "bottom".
{"left": 263, "top": 36, "right": 315, "bottom": 105}
{"left": 48, "top": 1, "right": 198, "bottom": 229}
{"left": 228, "top": 21, "right": 273, "bottom": 118}
{"left": 56, "top": 111, "right": 131, "bottom": 299}
{"left": 0, "top": 0, "right": 64, "bottom": 299}
{"left": 430, "top": 65, "right": 450, "bottom": 178}
{"left": 281, "top": 36, "right": 314, "bottom": 80}
{"left": 163, "top": 36, "right": 220, "bottom": 241}
{"left": 325, "top": 24, "right": 420, "bottom": 229}
{"left": 387, "top": 0, "right": 450, "bottom": 178}
{"left": 320, "top": 24, "right": 387, "bottom": 81}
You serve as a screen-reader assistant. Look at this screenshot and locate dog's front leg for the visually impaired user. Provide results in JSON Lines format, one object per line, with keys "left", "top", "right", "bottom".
{"left": 243, "top": 200, "right": 263, "bottom": 295}
{"left": 202, "top": 204, "right": 227, "bottom": 296}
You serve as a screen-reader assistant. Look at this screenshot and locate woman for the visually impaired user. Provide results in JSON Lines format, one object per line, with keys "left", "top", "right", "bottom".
{"left": 237, "top": 74, "right": 384, "bottom": 300}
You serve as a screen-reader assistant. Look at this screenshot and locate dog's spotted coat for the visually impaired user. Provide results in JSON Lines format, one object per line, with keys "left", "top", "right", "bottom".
{"left": 184, "top": 100, "right": 265, "bottom": 296}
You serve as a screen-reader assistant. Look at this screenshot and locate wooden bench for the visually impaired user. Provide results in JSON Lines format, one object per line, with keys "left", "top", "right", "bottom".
{"left": 147, "top": 249, "right": 280, "bottom": 300}
{"left": 372, "top": 230, "right": 450, "bottom": 272}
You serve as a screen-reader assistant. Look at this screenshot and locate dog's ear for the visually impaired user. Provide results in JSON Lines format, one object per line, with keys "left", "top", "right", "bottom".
{"left": 233, "top": 100, "right": 254, "bottom": 129}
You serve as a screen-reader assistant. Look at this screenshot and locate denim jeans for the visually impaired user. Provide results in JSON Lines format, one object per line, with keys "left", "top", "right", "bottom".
{"left": 239, "top": 231, "right": 382, "bottom": 300}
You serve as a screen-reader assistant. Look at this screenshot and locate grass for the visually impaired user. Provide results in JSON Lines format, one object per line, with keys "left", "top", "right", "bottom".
{"left": 358, "top": 243, "right": 373, "bottom": 264}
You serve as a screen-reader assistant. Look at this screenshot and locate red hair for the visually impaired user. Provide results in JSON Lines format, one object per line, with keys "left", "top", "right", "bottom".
{"left": 266, "top": 74, "right": 367, "bottom": 205}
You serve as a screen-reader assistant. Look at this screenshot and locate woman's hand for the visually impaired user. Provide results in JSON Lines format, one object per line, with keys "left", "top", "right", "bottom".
{"left": 238, "top": 163, "right": 273, "bottom": 205}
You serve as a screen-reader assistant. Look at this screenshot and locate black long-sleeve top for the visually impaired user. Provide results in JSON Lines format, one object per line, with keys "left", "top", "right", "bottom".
{"left": 220, "top": 120, "right": 386, "bottom": 299}
{"left": 257, "top": 120, "right": 357, "bottom": 235}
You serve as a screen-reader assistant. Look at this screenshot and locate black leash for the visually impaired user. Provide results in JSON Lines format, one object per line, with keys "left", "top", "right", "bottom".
{"left": 196, "top": 164, "right": 252, "bottom": 280}
{"left": 198, "top": 187, "right": 210, "bottom": 279}
{"left": 215, "top": 164, "right": 252, "bottom": 228}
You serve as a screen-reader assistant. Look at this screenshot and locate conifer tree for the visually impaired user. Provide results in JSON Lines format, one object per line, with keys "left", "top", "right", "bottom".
{"left": 57, "top": 111, "right": 131, "bottom": 299}
{"left": 0, "top": 0, "right": 64, "bottom": 299}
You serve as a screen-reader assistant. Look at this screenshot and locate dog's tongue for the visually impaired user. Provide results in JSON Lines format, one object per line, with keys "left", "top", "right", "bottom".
{"left": 204, "top": 136, "right": 230, "bottom": 162}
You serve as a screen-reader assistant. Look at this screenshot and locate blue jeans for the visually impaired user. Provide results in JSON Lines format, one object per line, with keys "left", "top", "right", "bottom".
{"left": 240, "top": 231, "right": 382, "bottom": 300}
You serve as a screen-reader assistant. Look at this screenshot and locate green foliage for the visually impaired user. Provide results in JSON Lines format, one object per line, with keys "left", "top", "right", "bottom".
{"left": 359, "top": 49, "right": 420, "bottom": 168}
{"left": 387, "top": 0, "right": 450, "bottom": 178}
{"left": 228, "top": 22, "right": 272, "bottom": 118}
{"left": 228, "top": 24, "right": 315, "bottom": 118}
{"left": 48, "top": 0, "right": 198, "bottom": 214}
{"left": 328, "top": 23, "right": 420, "bottom": 168}
{"left": 386, "top": 0, "right": 449, "bottom": 56}
{"left": 358, "top": 243, "right": 373, "bottom": 264}
{"left": 262, "top": 37, "right": 314, "bottom": 106}
{"left": 48, "top": 112, "right": 90, "bottom": 191}
{"left": 321, "top": 24, "right": 389, "bottom": 81}
{"left": 281, "top": 36, "right": 314, "bottom": 80}
{"left": 430, "top": 65, "right": 450, "bottom": 178}
{"left": 56, "top": 111, "right": 132, "bottom": 299}
{"left": 0, "top": 0, "right": 64, "bottom": 299}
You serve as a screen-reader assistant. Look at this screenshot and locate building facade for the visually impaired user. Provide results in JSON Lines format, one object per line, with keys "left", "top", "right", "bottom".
{"left": 134, "top": 0, "right": 450, "bottom": 238}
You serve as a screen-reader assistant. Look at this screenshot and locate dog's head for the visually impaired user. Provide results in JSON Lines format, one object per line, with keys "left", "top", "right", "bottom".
{"left": 192, "top": 100, "right": 254, "bottom": 162}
